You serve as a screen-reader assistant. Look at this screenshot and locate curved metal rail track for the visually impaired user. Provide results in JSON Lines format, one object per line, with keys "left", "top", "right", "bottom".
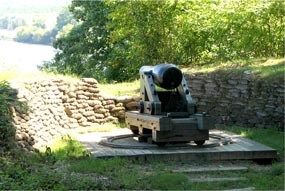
{"left": 99, "top": 133, "right": 233, "bottom": 149}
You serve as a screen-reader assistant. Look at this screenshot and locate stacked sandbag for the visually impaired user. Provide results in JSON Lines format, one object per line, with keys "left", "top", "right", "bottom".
{"left": 10, "top": 78, "right": 128, "bottom": 151}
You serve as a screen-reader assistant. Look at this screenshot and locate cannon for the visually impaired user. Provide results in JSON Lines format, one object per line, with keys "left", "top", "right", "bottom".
{"left": 125, "top": 63, "right": 212, "bottom": 146}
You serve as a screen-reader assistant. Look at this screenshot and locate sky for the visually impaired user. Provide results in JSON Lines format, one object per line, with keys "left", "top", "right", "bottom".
{"left": 0, "top": 0, "right": 71, "bottom": 7}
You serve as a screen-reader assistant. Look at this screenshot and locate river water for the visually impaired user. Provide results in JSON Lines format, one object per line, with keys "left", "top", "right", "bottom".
{"left": 0, "top": 40, "right": 56, "bottom": 73}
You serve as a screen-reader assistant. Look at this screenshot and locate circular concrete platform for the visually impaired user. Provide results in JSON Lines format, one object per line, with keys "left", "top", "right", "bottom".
{"left": 77, "top": 129, "right": 277, "bottom": 160}
{"left": 99, "top": 133, "right": 233, "bottom": 149}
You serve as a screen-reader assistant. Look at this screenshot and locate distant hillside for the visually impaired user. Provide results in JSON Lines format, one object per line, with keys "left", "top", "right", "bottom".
{"left": 0, "top": 0, "right": 72, "bottom": 41}
{"left": 0, "top": 0, "right": 71, "bottom": 15}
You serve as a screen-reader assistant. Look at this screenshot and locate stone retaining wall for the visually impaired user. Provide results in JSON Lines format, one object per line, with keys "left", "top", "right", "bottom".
{"left": 185, "top": 72, "right": 284, "bottom": 129}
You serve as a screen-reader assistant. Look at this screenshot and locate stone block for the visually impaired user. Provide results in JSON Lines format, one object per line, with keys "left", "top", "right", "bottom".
{"left": 239, "top": 79, "right": 249, "bottom": 85}
{"left": 205, "top": 82, "right": 217, "bottom": 88}
{"left": 227, "top": 79, "right": 238, "bottom": 85}
{"left": 236, "top": 84, "right": 248, "bottom": 90}
{"left": 256, "top": 111, "right": 267, "bottom": 118}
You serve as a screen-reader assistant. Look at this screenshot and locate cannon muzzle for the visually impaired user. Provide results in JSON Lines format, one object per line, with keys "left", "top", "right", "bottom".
{"left": 140, "top": 63, "right": 182, "bottom": 89}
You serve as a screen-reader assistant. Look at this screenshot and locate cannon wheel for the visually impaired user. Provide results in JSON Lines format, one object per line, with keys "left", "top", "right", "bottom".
{"left": 194, "top": 140, "right": 205, "bottom": 146}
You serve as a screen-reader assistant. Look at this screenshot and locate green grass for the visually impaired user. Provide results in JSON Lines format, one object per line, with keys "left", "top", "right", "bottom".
{"left": 69, "top": 157, "right": 126, "bottom": 174}
{"left": 0, "top": 69, "right": 140, "bottom": 96}
{"left": 0, "top": 69, "right": 79, "bottom": 82}
{"left": 182, "top": 58, "right": 285, "bottom": 79}
{"left": 217, "top": 125, "right": 284, "bottom": 157}
{"left": 44, "top": 135, "right": 90, "bottom": 160}
{"left": 0, "top": 125, "right": 284, "bottom": 190}
{"left": 98, "top": 80, "right": 140, "bottom": 96}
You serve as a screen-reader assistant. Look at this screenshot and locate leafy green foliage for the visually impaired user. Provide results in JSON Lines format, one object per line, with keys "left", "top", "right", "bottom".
{"left": 42, "top": 0, "right": 284, "bottom": 82}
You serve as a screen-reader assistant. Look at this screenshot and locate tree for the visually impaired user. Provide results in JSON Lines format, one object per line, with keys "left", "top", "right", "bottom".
{"left": 42, "top": 1, "right": 110, "bottom": 81}
{"left": 105, "top": 0, "right": 183, "bottom": 80}
{"left": 42, "top": 0, "right": 285, "bottom": 82}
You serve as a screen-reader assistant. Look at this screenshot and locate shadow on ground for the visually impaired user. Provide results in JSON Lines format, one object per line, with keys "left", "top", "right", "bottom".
{"left": 0, "top": 80, "right": 28, "bottom": 151}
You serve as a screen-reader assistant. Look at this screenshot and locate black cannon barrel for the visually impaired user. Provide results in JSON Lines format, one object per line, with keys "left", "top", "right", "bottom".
{"left": 140, "top": 63, "right": 183, "bottom": 89}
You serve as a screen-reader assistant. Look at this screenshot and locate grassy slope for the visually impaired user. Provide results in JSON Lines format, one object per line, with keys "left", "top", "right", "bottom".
{"left": 183, "top": 58, "right": 285, "bottom": 79}
{"left": 98, "top": 80, "right": 140, "bottom": 96}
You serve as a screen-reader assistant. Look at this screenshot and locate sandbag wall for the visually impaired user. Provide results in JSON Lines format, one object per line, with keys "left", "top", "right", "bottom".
{"left": 10, "top": 78, "right": 139, "bottom": 151}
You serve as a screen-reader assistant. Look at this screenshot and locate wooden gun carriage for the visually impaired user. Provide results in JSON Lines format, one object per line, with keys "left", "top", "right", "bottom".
{"left": 125, "top": 64, "right": 212, "bottom": 146}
